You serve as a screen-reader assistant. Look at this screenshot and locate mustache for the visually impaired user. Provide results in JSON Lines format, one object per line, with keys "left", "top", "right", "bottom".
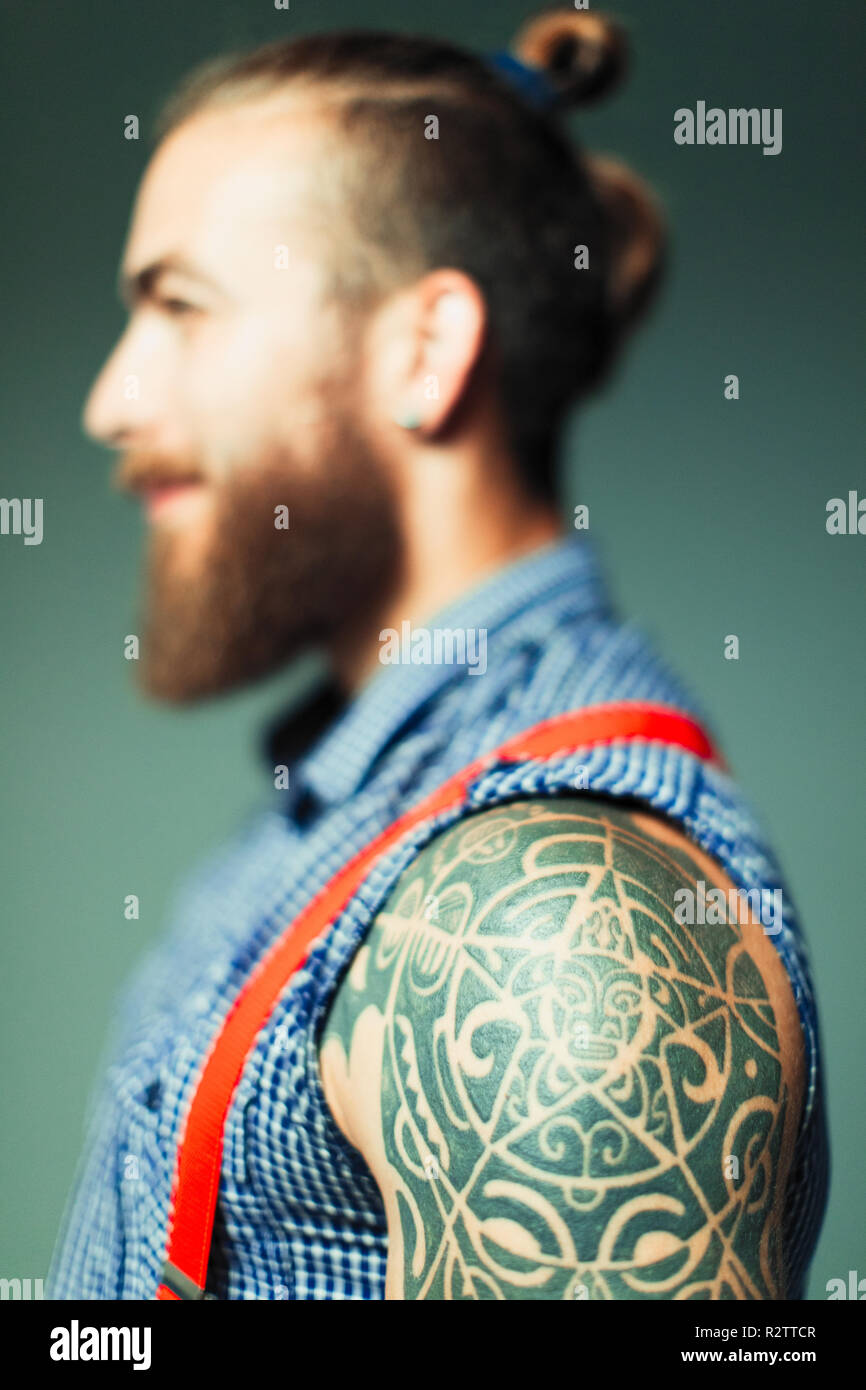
{"left": 112, "top": 453, "right": 206, "bottom": 496}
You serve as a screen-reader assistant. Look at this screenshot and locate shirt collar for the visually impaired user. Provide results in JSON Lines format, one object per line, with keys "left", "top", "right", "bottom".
{"left": 262, "top": 533, "right": 610, "bottom": 823}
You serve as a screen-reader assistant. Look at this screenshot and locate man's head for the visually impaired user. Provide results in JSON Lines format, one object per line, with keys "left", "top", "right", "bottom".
{"left": 84, "top": 8, "right": 664, "bottom": 703}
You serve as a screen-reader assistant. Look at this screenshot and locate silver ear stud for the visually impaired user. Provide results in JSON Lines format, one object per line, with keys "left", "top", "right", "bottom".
{"left": 391, "top": 407, "right": 423, "bottom": 430}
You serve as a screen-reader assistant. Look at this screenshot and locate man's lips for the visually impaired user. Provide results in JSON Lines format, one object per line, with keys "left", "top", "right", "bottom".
{"left": 136, "top": 480, "right": 206, "bottom": 520}
{"left": 117, "top": 474, "right": 206, "bottom": 520}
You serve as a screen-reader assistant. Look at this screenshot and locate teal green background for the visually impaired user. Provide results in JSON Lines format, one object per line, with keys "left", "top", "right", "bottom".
{"left": 1, "top": 0, "right": 863, "bottom": 1300}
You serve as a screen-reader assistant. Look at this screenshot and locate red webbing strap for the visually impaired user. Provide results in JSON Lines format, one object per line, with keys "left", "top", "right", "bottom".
{"left": 156, "top": 700, "right": 723, "bottom": 1299}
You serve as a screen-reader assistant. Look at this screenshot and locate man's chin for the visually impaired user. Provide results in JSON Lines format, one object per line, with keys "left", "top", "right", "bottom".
{"left": 134, "top": 664, "right": 230, "bottom": 706}
{"left": 133, "top": 645, "right": 298, "bottom": 705}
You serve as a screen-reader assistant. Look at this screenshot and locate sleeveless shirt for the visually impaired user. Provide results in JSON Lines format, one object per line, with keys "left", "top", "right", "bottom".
{"left": 47, "top": 535, "right": 829, "bottom": 1300}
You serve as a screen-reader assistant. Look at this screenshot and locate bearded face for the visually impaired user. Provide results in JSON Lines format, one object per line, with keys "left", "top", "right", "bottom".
{"left": 86, "top": 104, "right": 407, "bottom": 702}
{"left": 113, "top": 402, "right": 403, "bottom": 703}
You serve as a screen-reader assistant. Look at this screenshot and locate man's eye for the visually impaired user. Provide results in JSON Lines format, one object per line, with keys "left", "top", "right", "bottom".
{"left": 159, "top": 297, "right": 199, "bottom": 318}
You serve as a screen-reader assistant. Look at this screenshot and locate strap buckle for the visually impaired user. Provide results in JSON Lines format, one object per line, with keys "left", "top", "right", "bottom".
{"left": 160, "top": 1260, "right": 214, "bottom": 1301}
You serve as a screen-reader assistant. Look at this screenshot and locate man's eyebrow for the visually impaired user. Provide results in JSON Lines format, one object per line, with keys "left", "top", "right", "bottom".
{"left": 118, "top": 254, "right": 227, "bottom": 306}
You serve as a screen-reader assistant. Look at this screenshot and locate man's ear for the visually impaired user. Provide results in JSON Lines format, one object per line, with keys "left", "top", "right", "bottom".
{"left": 368, "top": 269, "right": 488, "bottom": 438}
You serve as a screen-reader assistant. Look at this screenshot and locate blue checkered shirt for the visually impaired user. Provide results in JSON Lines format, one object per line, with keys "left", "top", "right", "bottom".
{"left": 47, "top": 535, "right": 828, "bottom": 1300}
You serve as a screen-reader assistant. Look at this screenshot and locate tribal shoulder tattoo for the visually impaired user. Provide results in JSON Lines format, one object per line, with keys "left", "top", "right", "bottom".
{"left": 320, "top": 798, "right": 799, "bottom": 1300}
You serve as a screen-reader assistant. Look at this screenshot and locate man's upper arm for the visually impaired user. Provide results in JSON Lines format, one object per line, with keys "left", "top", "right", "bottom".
{"left": 320, "top": 796, "right": 805, "bottom": 1300}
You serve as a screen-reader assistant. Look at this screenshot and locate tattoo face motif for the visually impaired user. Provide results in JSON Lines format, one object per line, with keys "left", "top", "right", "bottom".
{"left": 322, "top": 800, "right": 795, "bottom": 1300}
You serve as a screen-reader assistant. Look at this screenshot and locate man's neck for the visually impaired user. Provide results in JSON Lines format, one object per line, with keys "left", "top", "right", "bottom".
{"left": 330, "top": 501, "right": 564, "bottom": 694}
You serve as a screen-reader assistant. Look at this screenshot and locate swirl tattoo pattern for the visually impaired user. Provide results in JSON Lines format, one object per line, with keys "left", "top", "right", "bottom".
{"left": 322, "top": 799, "right": 795, "bottom": 1300}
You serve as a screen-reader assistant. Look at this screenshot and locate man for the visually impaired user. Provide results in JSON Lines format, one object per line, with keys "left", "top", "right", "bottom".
{"left": 48, "top": 11, "right": 827, "bottom": 1301}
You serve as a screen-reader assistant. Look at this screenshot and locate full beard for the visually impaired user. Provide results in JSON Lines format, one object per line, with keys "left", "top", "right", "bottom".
{"left": 131, "top": 421, "right": 403, "bottom": 704}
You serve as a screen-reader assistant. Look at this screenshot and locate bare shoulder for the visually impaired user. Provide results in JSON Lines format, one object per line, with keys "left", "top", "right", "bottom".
{"left": 320, "top": 796, "right": 806, "bottom": 1299}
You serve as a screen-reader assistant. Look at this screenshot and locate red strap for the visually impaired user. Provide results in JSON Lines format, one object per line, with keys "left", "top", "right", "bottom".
{"left": 156, "top": 700, "right": 722, "bottom": 1299}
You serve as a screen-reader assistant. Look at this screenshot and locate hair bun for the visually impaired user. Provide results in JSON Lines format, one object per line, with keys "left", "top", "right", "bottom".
{"left": 512, "top": 8, "right": 627, "bottom": 107}
{"left": 585, "top": 154, "right": 666, "bottom": 334}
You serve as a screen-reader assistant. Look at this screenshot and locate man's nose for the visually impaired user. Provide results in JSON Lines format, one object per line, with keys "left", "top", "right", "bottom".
{"left": 82, "top": 323, "right": 169, "bottom": 447}
{"left": 84, "top": 348, "right": 137, "bottom": 447}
